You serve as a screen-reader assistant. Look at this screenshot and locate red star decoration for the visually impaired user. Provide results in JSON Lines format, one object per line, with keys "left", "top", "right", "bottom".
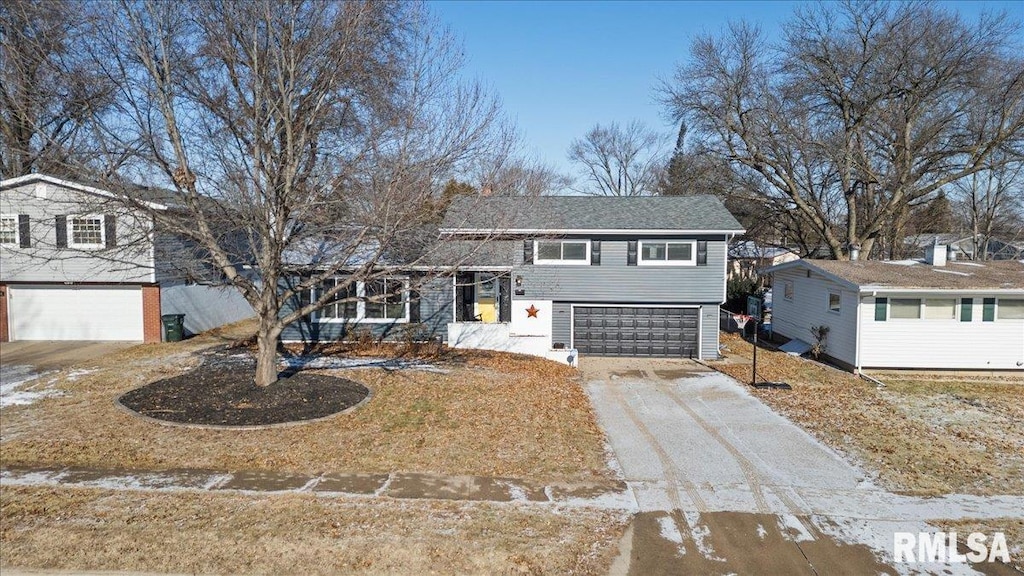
{"left": 525, "top": 304, "right": 540, "bottom": 318}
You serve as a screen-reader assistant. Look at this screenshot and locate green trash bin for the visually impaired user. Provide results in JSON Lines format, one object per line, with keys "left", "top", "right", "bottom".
{"left": 161, "top": 314, "right": 186, "bottom": 342}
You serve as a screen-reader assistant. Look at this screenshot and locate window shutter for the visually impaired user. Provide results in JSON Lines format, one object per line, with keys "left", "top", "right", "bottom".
{"left": 408, "top": 288, "right": 421, "bottom": 323}
{"left": 523, "top": 240, "right": 533, "bottom": 264}
{"left": 983, "top": 298, "right": 995, "bottom": 322}
{"left": 104, "top": 214, "right": 116, "bottom": 248}
{"left": 874, "top": 297, "right": 887, "bottom": 321}
{"left": 627, "top": 240, "right": 637, "bottom": 266}
{"left": 55, "top": 215, "right": 67, "bottom": 248}
{"left": 498, "top": 276, "right": 512, "bottom": 321}
{"left": 960, "top": 298, "right": 973, "bottom": 322}
{"left": 18, "top": 215, "right": 30, "bottom": 248}
{"left": 591, "top": 240, "right": 601, "bottom": 265}
{"left": 697, "top": 240, "right": 708, "bottom": 266}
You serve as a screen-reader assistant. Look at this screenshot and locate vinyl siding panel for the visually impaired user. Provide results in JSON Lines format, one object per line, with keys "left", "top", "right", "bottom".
{"left": 770, "top": 268, "right": 858, "bottom": 367}
{"left": 701, "top": 305, "right": 719, "bottom": 360}
{"left": 551, "top": 301, "right": 571, "bottom": 348}
{"left": 859, "top": 294, "right": 1024, "bottom": 370}
{"left": 516, "top": 236, "right": 727, "bottom": 303}
{"left": 0, "top": 181, "right": 153, "bottom": 283}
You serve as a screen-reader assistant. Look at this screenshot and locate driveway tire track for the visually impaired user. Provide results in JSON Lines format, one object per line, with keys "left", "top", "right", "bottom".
{"left": 606, "top": 379, "right": 709, "bottom": 512}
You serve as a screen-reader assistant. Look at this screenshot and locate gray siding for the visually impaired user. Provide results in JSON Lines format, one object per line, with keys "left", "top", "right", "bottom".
{"left": 1, "top": 181, "right": 154, "bottom": 283}
{"left": 161, "top": 284, "right": 255, "bottom": 337}
{"left": 551, "top": 301, "right": 572, "bottom": 348}
{"left": 515, "top": 236, "right": 727, "bottom": 303}
{"left": 279, "top": 274, "right": 453, "bottom": 343}
{"left": 771, "top": 268, "right": 858, "bottom": 366}
{"left": 701, "top": 305, "right": 719, "bottom": 360}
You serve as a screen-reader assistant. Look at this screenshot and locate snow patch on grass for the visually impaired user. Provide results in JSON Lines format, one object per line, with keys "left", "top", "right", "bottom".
{"left": 280, "top": 356, "right": 447, "bottom": 373}
{"left": 0, "top": 366, "right": 62, "bottom": 407}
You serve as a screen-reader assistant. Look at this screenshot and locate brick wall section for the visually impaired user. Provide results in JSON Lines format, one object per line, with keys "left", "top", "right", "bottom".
{"left": 142, "top": 285, "right": 162, "bottom": 343}
{"left": 0, "top": 284, "right": 8, "bottom": 342}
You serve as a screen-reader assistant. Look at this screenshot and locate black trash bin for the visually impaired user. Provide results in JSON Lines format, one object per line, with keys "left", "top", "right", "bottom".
{"left": 161, "top": 314, "right": 186, "bottom": 342}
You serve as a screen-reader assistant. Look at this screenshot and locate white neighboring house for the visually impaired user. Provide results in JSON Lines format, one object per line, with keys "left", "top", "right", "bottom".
{"left": 766, "top": 246, "right": 1024, "bottom": 372}
{"left": 0, "top": 174, "right": 254, "bottom": 342}
{"left": 728, "top": 240, "right": 799, "bottom": 280}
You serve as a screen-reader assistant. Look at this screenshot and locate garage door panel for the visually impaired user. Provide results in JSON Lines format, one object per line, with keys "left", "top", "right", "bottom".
{"left": 9, "top": 285, "right": 144, "bottom": 341}
{"left": 574, "top": 306, "right": 699, "bottom": 358}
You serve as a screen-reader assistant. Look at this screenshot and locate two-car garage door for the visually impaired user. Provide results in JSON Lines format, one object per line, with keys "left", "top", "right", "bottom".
{"left": 573, "top": 306, "right": 699, "bottom": 357}
{"left": 8, "top": 285, "right": 144, "bottom": 341}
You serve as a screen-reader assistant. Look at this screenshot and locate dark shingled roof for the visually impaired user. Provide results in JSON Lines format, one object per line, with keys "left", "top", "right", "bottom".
{"left": 802, "top": 259, "right": 1024, "bottom": 291}
{"left": 440, "top": 195, "right": 744, "bottom": 232}
{"left": 420, "top": 240, "right": 518, "bottom": 268}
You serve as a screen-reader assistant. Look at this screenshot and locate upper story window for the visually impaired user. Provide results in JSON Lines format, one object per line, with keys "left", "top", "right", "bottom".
{"left": 0, "top": 215, "right": 17, "bottom": 245}
{"left": 317, "top": 277, "right": 409, "bottom": 323}
{"left": 639, "top": 240, "right": 695, "bottom": 266}
{"left": 535, "top": 240, "right": 589, "bottom": 265}
{"left": 69, "top": 215, "right": 104, "bottom": 248}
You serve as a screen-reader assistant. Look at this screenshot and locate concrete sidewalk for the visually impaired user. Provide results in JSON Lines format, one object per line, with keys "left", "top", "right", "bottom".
{"left": 0, "top": 464, "right": 631, "bottom": 507}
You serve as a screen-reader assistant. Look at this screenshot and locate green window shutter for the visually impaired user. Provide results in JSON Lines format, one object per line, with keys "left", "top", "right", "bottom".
{"left": 960, "top": 298, "right": 973, "bottom": 322}
{"left": 983, "top": 298, "right": 995, "bottom": 322}
{"left": 874, "top": 297, "right": 887, "bottom": 321}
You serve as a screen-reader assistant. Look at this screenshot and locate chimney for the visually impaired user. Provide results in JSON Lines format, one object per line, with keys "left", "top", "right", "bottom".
{"left": 925, "top": 239, "right": 947, "bottom": 267}
{"left": 848, "top": 243, "right": 861, "bottom": 262}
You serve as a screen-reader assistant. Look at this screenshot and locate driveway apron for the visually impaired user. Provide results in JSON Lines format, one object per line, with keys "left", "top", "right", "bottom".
{"left": 585, "top": 358, "right": 1023, "bottom": 576}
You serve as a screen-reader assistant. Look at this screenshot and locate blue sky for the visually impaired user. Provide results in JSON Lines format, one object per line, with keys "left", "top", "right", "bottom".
{"left": 431, "top": 0, "right": 1024, "bottom": 179}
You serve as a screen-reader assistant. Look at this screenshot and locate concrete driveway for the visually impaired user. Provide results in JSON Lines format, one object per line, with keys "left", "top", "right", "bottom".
{"left": 584, "top": 358, "right": 1023, "bottom": 576}
{"left": 1, "top": 341, "right": 134, "bottom": 407}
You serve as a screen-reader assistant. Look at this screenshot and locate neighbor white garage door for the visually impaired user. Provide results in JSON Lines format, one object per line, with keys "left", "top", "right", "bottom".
{"left": 8, "top": 285, "right": 144, "bottom": 341}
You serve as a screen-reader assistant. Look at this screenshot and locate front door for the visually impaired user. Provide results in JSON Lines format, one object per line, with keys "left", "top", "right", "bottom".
{"left": 475, "top": 273, "right": 498, "bottom": 323}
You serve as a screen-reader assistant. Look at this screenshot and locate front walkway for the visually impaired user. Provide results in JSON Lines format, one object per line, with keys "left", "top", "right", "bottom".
{"left": 583, "top": 357, "right": 1023, "bottom": 576}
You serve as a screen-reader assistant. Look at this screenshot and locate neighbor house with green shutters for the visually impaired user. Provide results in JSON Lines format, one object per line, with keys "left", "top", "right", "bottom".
{"left": 766, "top": 247, "right": 1024, "bottom": 372}
{"left": 280, "top": 195, "right": 745, "bottom": 363}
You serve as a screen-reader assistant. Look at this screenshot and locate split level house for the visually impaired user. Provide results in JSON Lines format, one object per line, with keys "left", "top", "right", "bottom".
{"left": 280, "top": 195, "right": 745, "bottom": 363}
{"left": 0, "top": 174, "right": 254, "bottom": 342}
{"left": 766, "top": 244, "right": 1024, "bottom": 372}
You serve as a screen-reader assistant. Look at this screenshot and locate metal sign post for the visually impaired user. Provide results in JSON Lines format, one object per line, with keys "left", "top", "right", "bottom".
{"left": 747, "top": 295, "right": 761, "bottom": 386}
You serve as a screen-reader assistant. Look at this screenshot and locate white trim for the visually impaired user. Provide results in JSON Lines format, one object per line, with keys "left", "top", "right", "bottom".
{"left": 0, "top": 173, "right": 168, "bottom": 211}
{"left": 637, "top": 240, "right": 696, "bottom": 266}
{"left": 862, "top": 287, "right": 1024, "bottom": 295}
{"left": 568, "top": 303, "right": 703, "bottom": 358}
{"left": 441, "top": 228, "right": 745, "bottom": 235}
{"left": 534, "top": 239, "right": 591, "bottom": 266}
{"left": 0, "top": 213, "right": 19, "bottom": 245}
{"left": 67, "top": 214, "right": 106, "bottom": 249}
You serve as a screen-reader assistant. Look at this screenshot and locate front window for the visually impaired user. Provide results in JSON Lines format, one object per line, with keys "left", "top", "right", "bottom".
{"left": 317, "top": 277, "right": 408, "bottom": 322}
{"left": 70, "top": 215, "right": 104, "bottom": 248}
{"left": 890, "top": 298, "right": 921, "bottom": 319}
{"left": 998, "top": 299, "right": 1024, "bottom": 320}
{"left": 535, "top": 240, "right": 589, "bottom": 264}
{"left": 0, "top": 215, "right": 17, "bottom": 245}
{"left": 924, "top": 298, "right": 956, "bottom": 319}
{"left": 639, "top": 240, "right": 695, "bottom": 265}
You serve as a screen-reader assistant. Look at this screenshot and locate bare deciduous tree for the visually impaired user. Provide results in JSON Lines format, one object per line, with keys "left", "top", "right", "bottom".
{"left": 662, "top": 1, "right": 1024, "bottom": 259}
{"left": 952, "top": 153, "right": 1024, "bottom": 260}
{"left": 0, "top": 0, "right": 114, "bottom": 177}
{"left": 567, "top": 120, "right": 667, "bottom": 196}
{"left": 83, "top": 0, "right": 511, "bottom": 387}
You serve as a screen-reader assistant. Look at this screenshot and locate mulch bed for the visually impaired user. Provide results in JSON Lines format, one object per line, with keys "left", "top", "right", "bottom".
{"left": 118, "top": 361, "right": 369, "bottom": 427}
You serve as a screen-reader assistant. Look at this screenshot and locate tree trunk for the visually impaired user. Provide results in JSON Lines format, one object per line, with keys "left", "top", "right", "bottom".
{"left": 254, "top": 322, "right": 280, "bottom": 388}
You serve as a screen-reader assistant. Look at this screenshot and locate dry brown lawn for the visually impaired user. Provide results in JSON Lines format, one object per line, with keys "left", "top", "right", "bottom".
{"left": 0, "top": 324, "right": 611, "bottom": 484}
{"left": 0, "top": 485, "right": 628, "bottom": 575}
{"left": 709, "top": 332, "right": 1024, "bottom": 497}
{"left": 933, "top": 518, "right": 1024, "bottom": 572}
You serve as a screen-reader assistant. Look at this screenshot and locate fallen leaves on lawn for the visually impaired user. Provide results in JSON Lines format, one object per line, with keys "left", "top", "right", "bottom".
{"left": 710, "top": 332, "right": 1024, "bottom": 496}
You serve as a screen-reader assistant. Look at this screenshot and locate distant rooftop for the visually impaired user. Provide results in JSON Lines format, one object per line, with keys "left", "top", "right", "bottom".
{"left": 441, "top": 195, "right": 744, "bottom": 233}
{"left": 794, "top": 259, "right": 1024, "bottom": 291}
